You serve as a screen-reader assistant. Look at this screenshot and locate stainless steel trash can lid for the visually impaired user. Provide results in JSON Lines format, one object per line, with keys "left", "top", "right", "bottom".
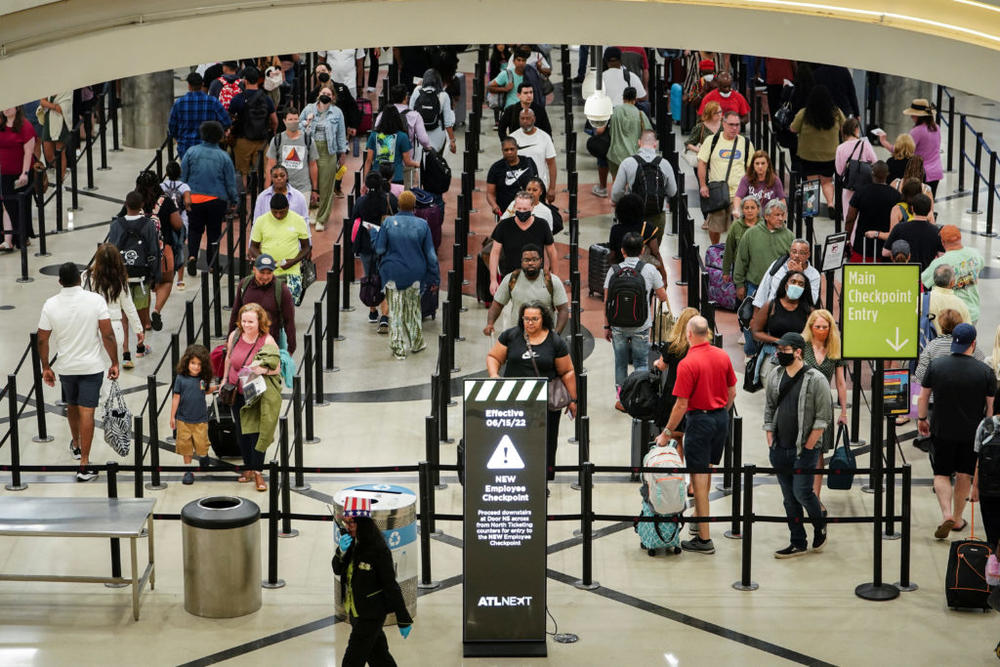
{"left": 333, "top": 484, "right": 416, "bottom": 512}
{"left": 181, "top": 496, "right": 260, "bottom": 529}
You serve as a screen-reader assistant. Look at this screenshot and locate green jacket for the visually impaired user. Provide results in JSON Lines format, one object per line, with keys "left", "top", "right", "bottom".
{"left": 733, "top": 223, "right": 793, "bottom": 288}
{"left": 721, "top": 217, "right": 756, "bottom": 277}
{"left": 239, "top": 344, "right": 283, "bottom": 452}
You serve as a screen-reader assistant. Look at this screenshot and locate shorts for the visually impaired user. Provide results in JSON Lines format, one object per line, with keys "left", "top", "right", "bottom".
{"left": 683, "top": 409, "right": 729, "bottom": 470}
{"left": 61, "top": 372, "right": 103, "bottom": 408}
{"left": 234, "top": 137, "right": 267, "bottom": 175}
{"left": 643, "top": 211, "right": 667, "bottom": 244}
{"left": 175, "top": 420, "right": 210, "bottom": 457}
{"left": 705, "top": 208, "right": 731, "bottom": 234}
{"left": 798, "top": 158, "right": 835, "bottom": 178}
{"left": 930, "top": 436, "right": 976, "bottom": 477}
{"left": 129, "top": 281, "right": 150, "bottom": 310}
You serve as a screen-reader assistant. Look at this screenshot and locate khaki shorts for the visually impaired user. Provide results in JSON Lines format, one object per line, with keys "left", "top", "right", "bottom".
{"left": 705, "top": 208, "right": 731, "bottom": 234}
{"left": 176, "top": 420, "right": 210, "bottom": 457}
{"left": 129, "top": 281, "right": 150, "bottom": 310}
{"left": 234, "top": 137, "right": 267, "bottom": 175}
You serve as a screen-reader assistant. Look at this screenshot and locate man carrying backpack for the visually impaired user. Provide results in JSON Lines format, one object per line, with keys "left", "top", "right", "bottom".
{"left": 228, "top": 254, "right": 296, "bottom": 354}
{"left": 228, "top": 67, "right": 278, "bottom": 178}
{"left": 484, "top": 244, "right": 568, "bottom": 337}
{"left": 611, "top": 130, "right": 678, "bottom": 247}
{"left": 107, "top": 191, "right": 162, "bottom": 312}
{"left": 604, "top": 232, "right": 668, "bottom": 407}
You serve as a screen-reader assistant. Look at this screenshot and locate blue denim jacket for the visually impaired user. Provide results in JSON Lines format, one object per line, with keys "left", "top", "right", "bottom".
{"left": 301, "top": 103, "right": 347, "bottom": 155}
{"left": 374, "top": 213, "right": 439, "bottom": 291}
{"left": 180, "top": 142, "right": 238, "bottom": 203}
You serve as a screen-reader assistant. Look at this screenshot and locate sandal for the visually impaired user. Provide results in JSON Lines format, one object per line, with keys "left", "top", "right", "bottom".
{"left": 895, "top": 416, "right": 911, "bottom": 426}
{"left": 951, "top": 519, "right": 967, "bottom": 532}
{"left": 237, "top": 471, "right": 253, "bottom": 483}
{"left": 255, "top": 472, "right": 267, "bottom": 492}
{"left": 934, "top": 519, "right": 955, "bottom": 539}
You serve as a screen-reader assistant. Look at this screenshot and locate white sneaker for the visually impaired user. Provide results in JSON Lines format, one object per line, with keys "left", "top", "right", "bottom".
{"left": 591, "top": 185, "right": 608, "bottom": 198}
{"left": 314, "top": 222, "right": 325, "bottom": 232}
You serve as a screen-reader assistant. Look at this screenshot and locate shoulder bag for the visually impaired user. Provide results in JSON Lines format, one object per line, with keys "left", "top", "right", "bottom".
{"left": 525, "top": 333, "right": 572, "bottom": 411}
{"left": 700, "top": 132, "right": 740, "bottom": 214}
{"left": 826, "top": 423, "right": 857, "bottom": 490}
{"left": 219, "top": 333, "right": 260, "bottom": 406}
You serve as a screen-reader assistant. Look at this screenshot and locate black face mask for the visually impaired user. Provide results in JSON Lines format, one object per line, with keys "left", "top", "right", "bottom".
{"left": 319, "top": 95, "right": 332, "bottom": 104}
{"left": 776, "top": 352, "right": 796, "bottom": 367}
{"left": 515, "top": 210, "right": 532, "bottom": 222}
{"left": 317, "top": 73, "right": 331, "bottom": 82}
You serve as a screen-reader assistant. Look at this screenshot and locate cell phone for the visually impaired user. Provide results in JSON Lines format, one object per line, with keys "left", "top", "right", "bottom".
{"left": 870, "top": 127, "right": 886, "bottom": 136}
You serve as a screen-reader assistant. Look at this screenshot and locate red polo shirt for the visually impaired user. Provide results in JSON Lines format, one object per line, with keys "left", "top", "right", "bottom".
{"left": 698, "top": 88, "right": 751, "bottom": 118}
{"left": 673, "top": 342, "right": 737, "bottom": 410}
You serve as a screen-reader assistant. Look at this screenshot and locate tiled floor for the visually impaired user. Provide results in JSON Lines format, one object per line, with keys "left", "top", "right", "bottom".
{"left": 2, "top": 49, "right": 1000, "bottom": 665}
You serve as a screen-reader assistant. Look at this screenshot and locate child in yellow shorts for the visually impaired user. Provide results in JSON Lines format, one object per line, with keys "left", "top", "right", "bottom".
{"left": 170, "top": 345, "right": 216, "bottom": 484}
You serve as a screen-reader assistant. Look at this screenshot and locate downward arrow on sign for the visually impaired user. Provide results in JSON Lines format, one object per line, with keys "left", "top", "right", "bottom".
{"left": 886, "top": 327, "right": 910, "bottom": 352}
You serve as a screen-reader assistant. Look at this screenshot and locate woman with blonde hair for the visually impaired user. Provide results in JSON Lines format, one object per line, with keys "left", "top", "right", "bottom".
{"left": 988, "top": 324, "right": 1000, "bottom": 405}
{"left": 802, "top": 309, "right": 847, "bottom": 504}
{"left": 684, "top": 101, "right": 721, "bottom": 166}
{"left": 652, "top": 307, "right": 703, "bottom": 434}
{"left": 882, "top": 133, "right": 915, "bottom": 183}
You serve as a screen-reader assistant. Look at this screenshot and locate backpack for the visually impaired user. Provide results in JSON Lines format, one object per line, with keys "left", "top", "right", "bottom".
{"left": 605, "top": 261, "right": 649, "bottom": 328}
{"left": 161, "top": 181, "right": 184, "bottom": 215}
{"left": 239, "top": 274, "right": 286, "bottom": 331}
{"left": 507, "top": 268, "right": 555, "bottom": 300}
{"left": 116, "top": 217, "right": 154, "bottom": 280}
{"left": 241, "top": 90, "right": 271, "bottom": 141}
{"left": 413, "top": 87, "right": 442, "bottom": 130}
{"left": 619, "top": 368, "right": 661, "bottom": 421}
{"left": 642, "top": 442, "right": 687, "bottom": 516}
{"left": 216, "top": 76, "right": 242, "bottom": 111}
{"left": 977, "top": 416, "right": 1000, "bottom": 499}
{"left": 420, "top": 148, "right": 451, "bottom": 194}
{"left": 630, "top": 154, "right": 667, "bottom": 217}
{"left": 374, "top": 132, "right": 398, "bottom": 166}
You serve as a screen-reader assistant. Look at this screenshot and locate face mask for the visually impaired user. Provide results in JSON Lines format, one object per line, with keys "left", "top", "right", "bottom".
{"left": 285, "top": 121, "right": 300, "bottom": 132}
{"left": 515, "top": 210, "right": 532, "bottom": 222}
{"left": 719, "top": 90, "right": 732, "bottom": 98}
{"left": 319, "top": 95, "right": 332, "bottom": 105}
{"left": 317, "top": 73, "right": 330, "bottom": 82}
{"left": 777, "top": 352, "right": 796, "bottom": 367}
{"left": 786, "top": 284, "right": 804, "bottom": 300}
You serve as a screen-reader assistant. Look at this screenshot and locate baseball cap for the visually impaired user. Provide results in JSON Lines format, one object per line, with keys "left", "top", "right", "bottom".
{"left": 604, "top": 47, "right": 622, "bottom": 61}
{"left": 951, "top": 323, "right": 977, "bottom": 353}
{"left": 775, "top": 332, "right": 806, "bottom": 350}
{"left": 254, "top": 254, "right": 277, "bottom": 271}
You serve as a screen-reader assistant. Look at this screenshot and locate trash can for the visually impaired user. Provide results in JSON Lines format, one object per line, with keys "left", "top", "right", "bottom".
{"left": 181, "top": 496, "right": 261, "bottom": 618}
{"left": 333, "top": 484, "right": 417, "bottom": 625}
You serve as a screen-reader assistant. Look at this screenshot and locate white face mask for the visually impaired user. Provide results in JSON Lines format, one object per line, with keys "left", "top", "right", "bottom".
{"left": 703, "top": 74, "right": 714, "bottom": 82}
{"left": 719, "top": 90, "right": 732, "bottom": 98}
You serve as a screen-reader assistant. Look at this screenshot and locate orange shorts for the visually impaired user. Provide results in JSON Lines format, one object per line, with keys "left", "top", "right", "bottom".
{"left": 175, "top": 420, "right": 210, "bottom": 457}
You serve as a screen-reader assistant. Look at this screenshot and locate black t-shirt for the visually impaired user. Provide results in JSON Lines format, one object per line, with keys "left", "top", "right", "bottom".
{"left": 608, "top": 220, "right": 657, "bottom": 263}
{"left": 352, "top": 192, "right": 398, "bottom": 226}
{"left": 486, "top": 157, "right": 537, "bottom": 213}
{"left": 117, "top": 196, "right": 180, "bottom": 246}
{"left": 498, "top": 327, "right": 569, "bottom": 379}
{"left": 499, "top": 102, "right": 552, "bottom": 139}
{"left": 886, "top": 157, "right": 908, "bottom": 183}
{"left": 491, "top": 216, "right": 554, "bottom": 276}
{"left": 849, "top": 183, "right": 900, "bottom": 256}
{"left": 764, "top": 300, "right": 811, "bottom": 339}
{"left": 229, "top": 89, "right": 276, "bottom": 138}
{"left": 774, "top": 370, "right": 804, "bottom": 448}
{"left": 924, "top": 354, "right": 997, "bottom": 442}
{"left": 885, "top": 219, "right": 944, "bottom": 270}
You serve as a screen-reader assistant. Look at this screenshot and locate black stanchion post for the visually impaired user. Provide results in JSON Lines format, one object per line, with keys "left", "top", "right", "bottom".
{"left": 850, "top": 360, "right": 865, "bottom": 446}
{"left": 84, "top": 115, "right": 95, "bottom": 191}
{"left": 29, "top": 333, "right": 53, "bottom": 443}
{"left": 145, "top": 375, "right": 166, "bottom": 490}
{"left": 313, "top": 330, "right": 326, "bottom": 404}
{"left": 54, "top": 147, "right": 64, "bottom": 232}
{"left": 958, "top": 115, "right": 967, "bottom": 192}
{"left": 212, "top": 251, "right": 223, "bottom": 338}
{"left": 34, "top": 187, "right": 50, "bottom": 257}
{"left": 884, "top": 418, "right": 899, "bottom": 540}
{"left": 5, "top": 375, "right": 26, "bottom": 491}
{"left": 417, "top": 461, "right": 441, "bottom": 589}
{"left": 717, "top": 409, "right": 735, "bottom": 493}
{"left": 105, "top": 461, "right": 123, "bottom": 582}
{"left": 342, "top": 227, "right": 355, "bottom": 311}
{"left": 262, "top": 461, "right": 286, "bottom": 588}
{"left": 573, "top": 462, "right": 599, "bottom": 589}
{"left": 185, "top": 300, "right": 196, "bottom": 346}
{"left": 69, "top": 134, "right": 80, "bottom": 212}
{"left": 226, "top": 215, "right": 236, "bottom": 308}
{"left": 291, "top": 376, "right": 309, "bottom": 491}
{"left": 724, "top": 416, "right": 744, "bottom": 539}
{"left": 330, "top": 256, "right": 344, "bottom": 342}
{"left": 425, "top": 415, "right": 443, "bottom": 493}
{"left": 200, "top": 271, "right": 210, "bottom": 348}
{"left": 970, "top": 132, "right": 984, "bottom": 214}
{"left": 16, "top": 197, "right": 31, "bottom": 284}
{"left": 572, "top": 373, "right": 588, "bottom": 446}
{"left": 278, "top": 417, "right": 298, "bottom": 538}
{"left": 732, "top": 465, "right": 758, "bottom": 590}
{"left": 133, "top": 415, "right": 144, "bottom": 498}
{"left": 895, "top": 463, "right": 917, "bottom": 591}
{"left": 98, "top": 97, "right": 109, "bottom": 171}
{"left": 987, "top": 152, "right": 997, "bottom": 237}
{"left": 947, "top": 96, "right": 956, "bottom": 172}
{"left": 303, "top": 335, "right": 319, "bottom": 443}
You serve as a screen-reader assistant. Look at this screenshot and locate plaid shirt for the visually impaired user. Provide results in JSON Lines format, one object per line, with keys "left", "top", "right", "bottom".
{"left": 168, "top": 91, "right": 231, "bottom": 157}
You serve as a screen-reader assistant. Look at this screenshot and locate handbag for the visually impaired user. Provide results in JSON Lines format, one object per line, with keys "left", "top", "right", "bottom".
{"left": 586, "top": 127, "right": 611, "bottom": 159}
{"left": 300, "top": 257, "right": 317, "bottom": 296}
{"left": 102, "top": 380, "right": 132, "bottom": 456}
{"left": 772, "top": 101, "right": 793, "bottom": 132}
{"left": 736, "top": 295, "right": 755, "bottom": 331}
{"left": 700, "top": 132, "right": 740, "bottom": 214}
{"left": 359, "top": 272, "right": 384, "bottom": 307}
{"left": 743, "top": 349, "right": 763, "bottom": 393}
{"left": 841, "top": 138, "right": 873, "bottom": 191}
{"left": 827, "top": 423, "right": 857, "bottom": 490}
{"left": 219, "top": 334, "right": 261, "bottom": 406}
{"left": 525, "top": 335, "right": 572, "bottom": 411}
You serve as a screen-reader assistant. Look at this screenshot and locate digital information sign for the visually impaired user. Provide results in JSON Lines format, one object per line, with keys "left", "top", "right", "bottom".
{"left": 463, "top": 378, "right": 548, "bottom": 658}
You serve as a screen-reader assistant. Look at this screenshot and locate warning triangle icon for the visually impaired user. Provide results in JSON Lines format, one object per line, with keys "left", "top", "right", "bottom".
{"left": 486, "top": 435, "right": 525, "bottom": 470}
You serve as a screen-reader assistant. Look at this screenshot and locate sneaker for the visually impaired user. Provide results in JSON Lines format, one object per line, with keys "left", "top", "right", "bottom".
{"left": 314, "top": 221, "right": 326, "bottom": 232}
{"left": 774, "top": 544, "right": 808, "bottom": 559}
{"left": 377, "top": 315, "right": 389, "bottom": 334}
{"left": 122, "top": 352, "right": 134, "bottom": 370}
{"left": 135, "top": 344, "right": 148, "bottom": 358}
{"left": 334, "top": 189, "right": 346, "bottom": 199}
{"left": 75, "top": 467, "right": 98, "bottom": 482}
{"left": 176, "top": 281, "right": 186, "bottom": 291}
{"left": 812, "top": 528, "right": 827, "bottom": 552}
{"left": 70, "top": 441, "right": 81, "bottom": 460}
{"left": 182, "top": 471, "right": 195, "bottom": 485}
{"left": 681, "top": 537, "right": 715, "bottom": 554}
{"left": 394, "top": 352, "right": 407, "bottom": 361}
{"left": 411, "top": 341, "right": 427, "bottom": 354}
{"left": 187, "top": 256, "right": 198, "bottom": 277}
{"left": 368, "top": 310, "right": 379, "bottom": 324}
{"left": 150, "top": 311, "right": 163, "bottom": 331}
{"left": 591, "top": 185, "right": 608, "bottom": 198}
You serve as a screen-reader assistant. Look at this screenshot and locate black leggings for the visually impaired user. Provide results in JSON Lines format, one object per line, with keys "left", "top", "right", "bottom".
{"left": 231, "top": 392, "right": 265, "bottom": 472}
{"left": 344, "top": 615, "right": 395, "bottom": 667}
{"left": 546, "top": 409, "right": 560, "bottom": 481}
{"left": 188, "top": 198, "right": 227, "bottom": 269}
{"left": 366, "top": 49, "right": 380, "bottom": 88}
{"left": 0, "top": 174, "right": 33, "bottom": 242}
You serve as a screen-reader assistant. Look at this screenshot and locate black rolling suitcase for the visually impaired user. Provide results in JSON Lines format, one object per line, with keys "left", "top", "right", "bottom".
{"left": 588, "top": 243, "right": 612, "bottom": 298}
{"left": 631, "top": 418, "right": 659, "bottom": 481}
{"left": 946, "top": 507, "right": 993, "bottom": 611}
{"left": 208, "top": 398, "right": 241, "bottom": 458}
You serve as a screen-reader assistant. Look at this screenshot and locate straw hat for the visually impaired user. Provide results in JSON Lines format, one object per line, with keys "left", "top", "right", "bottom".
{"left": 902, "top": 98, "right": 934, "bottom": 117}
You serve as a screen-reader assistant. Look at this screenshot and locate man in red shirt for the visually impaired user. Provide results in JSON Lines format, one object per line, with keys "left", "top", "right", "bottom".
{"left": 656, "top": 316, "right": 736, "bottom": 554}
{"left": 697, "top": 72, "right": 750, "bottom": 125}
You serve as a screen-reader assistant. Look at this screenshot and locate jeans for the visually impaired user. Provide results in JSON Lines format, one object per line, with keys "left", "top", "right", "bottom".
{"left": 769, "top": 445, "right": 825, "bottom": 549}
{"left": 611, "top": 326, "right": 650, "bottom": 388}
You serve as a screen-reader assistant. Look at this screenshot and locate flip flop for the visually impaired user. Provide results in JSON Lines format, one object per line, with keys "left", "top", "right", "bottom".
{"left": 935, "top": 519, "right": 955, "bottom": 539}
{"left": 951, "top": 519, "right": 968, "bottom": 532}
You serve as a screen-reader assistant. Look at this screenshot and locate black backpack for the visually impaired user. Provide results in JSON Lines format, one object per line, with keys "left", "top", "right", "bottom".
{"left": 420, "top": 148, "right": 451, "bottom": 194}
{"left": 414, "top": 87, "right": 442, "bottom": 130}
{"left": 630, "top": 154, "right": 667, "bottom": 217}
{"left": 619, "top": 369, "right": 662, "bottom": 421}
{"left": 605, "top": 261, "right": 648, "bottom": 328}
{"left": 978, "top": 417, "right": 1000, "bottom": 498}
{"left": 116, "top": 218, "right": 153, "bottom": 280}
{"left": 242, "top": 90, "right": 271, "bottom": 141}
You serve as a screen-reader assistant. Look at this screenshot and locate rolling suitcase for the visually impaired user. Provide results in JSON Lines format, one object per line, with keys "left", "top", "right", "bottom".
{"left": 705, "top": 243, "right": 737, "bottom": 310}
{"left": 588, "top": 243, "right": 612, "bottom": 298}
{"left": 357, "top": 98, "right": 373, "bottom": 134}
{"left": 420, "top": 285, "right": 439, "bottom": 320}
{"left": 477, "top": 238, "right": 494, "bottom": 305}
{"left": 635, "top": 500, "right": 682, "bottom": 555}
{"left": 412, "top": 187, "right": 444, "bottom": 249}
{"left": 946, "top": 506, "right": 993, "bottom": 611}
{"left": 208, "top": 398, "right": 241, "bottom": 459}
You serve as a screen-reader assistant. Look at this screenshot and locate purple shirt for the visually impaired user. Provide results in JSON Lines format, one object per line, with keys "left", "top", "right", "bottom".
{"left": 910, "top": 123, "right": 943, "bottom": 182}
{"left": 734, "top": 176, "right": 786, "bottom": 205}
